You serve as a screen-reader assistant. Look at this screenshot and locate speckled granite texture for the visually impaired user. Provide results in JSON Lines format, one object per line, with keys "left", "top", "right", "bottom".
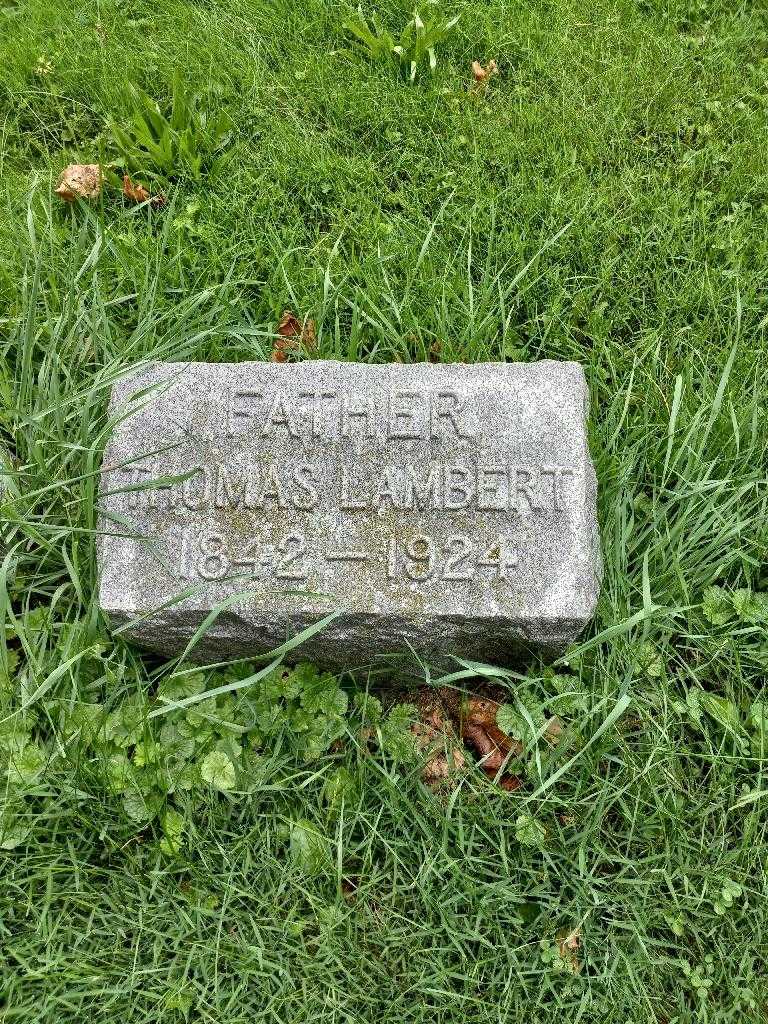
{"left": 98, "top": 360, "right": 601, "bottom": 669}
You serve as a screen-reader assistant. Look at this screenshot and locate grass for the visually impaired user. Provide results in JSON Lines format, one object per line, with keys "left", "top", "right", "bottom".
{"left": 2, "top": 0, "right": 768, "bottom": 1019}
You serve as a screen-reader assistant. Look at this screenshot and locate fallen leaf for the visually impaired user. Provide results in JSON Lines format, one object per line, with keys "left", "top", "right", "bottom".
{"left": 557, "top": 927, "right": 582, "bottom": 974}
{"left": 411, "top": 700, "right": 466, "bottom": 788}
{"left": 459, "top": 695, "right": 522, "bottom": 790}
{"left": 543, "top": 715, "right": 564, "bottom": 746}
{"left": 341, "top": 877, "right": 358, "bottom": 901}
{"left": 389, "top": 688, "right": 523, "bottom": 791}
{"left": 463, "top": 696, "right": 523, "bottom": 754}
{"left": 497, "top": 774, "right": 522, "bottom": 792}
{"left": 122, "top": 174, "right": 166, "bottom": 209}
{"left": 470, "top": 59, "right": 498, "bottom": 93}
{"left": 55, "top": 164, "right": 102, "bottom": 202}
{"left": 272, "top": 309, "right": 317, "bottom": 362}
{"left": 461, "top": 722, "right": 502, "bottom": 768}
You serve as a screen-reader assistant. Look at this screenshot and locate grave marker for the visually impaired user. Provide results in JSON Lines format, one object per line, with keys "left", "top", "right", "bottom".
{"left": 98, "top": 360, "right": 601, "bottom": 668}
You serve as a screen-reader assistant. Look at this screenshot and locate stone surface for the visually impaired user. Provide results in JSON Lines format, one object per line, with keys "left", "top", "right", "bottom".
{"left": 98, "top": 360, "right": 601, "bottom": 669}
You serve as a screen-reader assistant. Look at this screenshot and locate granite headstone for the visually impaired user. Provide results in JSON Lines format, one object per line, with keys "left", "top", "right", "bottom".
{"left": 98, "top": 360, "right": 601, "bottom": 668}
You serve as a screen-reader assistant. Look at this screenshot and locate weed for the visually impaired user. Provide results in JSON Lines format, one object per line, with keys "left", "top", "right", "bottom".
{"left": 343, "top": 3, "right": 459, "bottom": 81}
{"left": 109, "top": 70, "right": 233, "bottom": 181}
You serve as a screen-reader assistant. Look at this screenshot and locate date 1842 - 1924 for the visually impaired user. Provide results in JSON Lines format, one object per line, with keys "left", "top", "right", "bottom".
{"left": 168, "top": 528, "right": 520, "bottom": 585}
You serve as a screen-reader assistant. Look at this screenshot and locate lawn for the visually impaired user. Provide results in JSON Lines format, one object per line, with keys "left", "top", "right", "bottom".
{"left": 2, "top": 0, "right": 768, "bottom": 1019}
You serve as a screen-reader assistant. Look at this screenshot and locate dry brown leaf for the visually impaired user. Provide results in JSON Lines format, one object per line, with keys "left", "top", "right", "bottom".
{"left": 55, "top": 164, "right": 103, "bottom": 202}
{"left": 497, "top": 774, "right": 523, "bottom": 792}
{"left": 470, "top": 59, "right": 499, "bottom": 93}
{"left": 544, "top": 715, "right": 564, "bottom": 746}
{"left": 122, "top": 174, "right": 166, "bottom": 209}
{"left": 411, "top": 701, "right": 466, "bottom": 788}
{"left": 461, "top": 722, "right": 507, "bottom": 772}
{"left": 341, "top": 877, "right": 358, "bottom": 901}
{"left": 460, "top": 695, "right": 522, "bottom": 790}
{"left": 412, "top": 721, "right": 466, "bottom": 785}
{"left": 272, "top": 309, "right": 317, "bottom": 362}
{"left": 557, "top": 927, "right": 582, "bottom": 974}
{"left": 461, "top": 695, "right": 499, "bottom": 727}
{"left": 392, "top": 687, "right": 524, "bottom": 791}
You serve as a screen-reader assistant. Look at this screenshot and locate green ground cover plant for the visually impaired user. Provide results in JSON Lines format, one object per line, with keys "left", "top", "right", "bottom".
{"left": 1, "top": 0, "right": 768, "bottom": 1020}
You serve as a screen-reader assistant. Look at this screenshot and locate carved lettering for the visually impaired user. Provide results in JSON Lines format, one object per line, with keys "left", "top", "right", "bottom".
{"left": 342, "top": 395, "right": 375, "bottom": 438}
{"left": 228, "top": 390, "right": 263, "bottom": 435}
{"left": 259, "top": 464, "right": 288, "bottom": 507}
{"left": 183, "top": 466, "right": 210, "bottom": 510}
{"left": 477, "top": 466, "right": 507, "bottom": 511}
{"left": 430, "top": 390, "right": 472, "bottom": 439}
{"left": 340, "top": 466, "right": 369, "bottom": 510}
{"left": 224, "top": 386, "right": 477, "bottom": 442}
{"left": 444, "top": 467, "right": 473, "bottom": 510}
{"left": 262, "top": 394, "right": 300, "bottom": 438}
{"left": 292, "top": 464, "right": 320, "bottom": 510}
{"left": 388, "top": 391, "right": 423, "bottom": 440}
{"left": 313, "top": 391, "right": 338, "bottom": 437}
{"left": 215, "top": 465, "right": 248, "bottom": 509}
{"left": 376, "top": 466, "right": 401, "bottom": 507}
{"left": 403, "top": 464, "right": 443, "bottom": 510}
{"left": 104, "top": 363, "right": 600, "bottom": 668}
{"left": 127, "top": 460, "right": 579, "bottom": 514}
{"left": 514, "top": 467, "right": 539, "bottom": 512}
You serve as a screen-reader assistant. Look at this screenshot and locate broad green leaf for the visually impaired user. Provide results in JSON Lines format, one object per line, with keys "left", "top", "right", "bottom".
{"left": 158, "top": 670, "right": 206, "bottom": 703}
{"left": 353, "top": 692, "right": 382, "bottom": 724}
{"left": 731, "top": 588, "right": 768, "bottom": 623}
{"left": 319, "top": 687, "right": 348, "bottom": 717}
{"left": 698, "top": 692, "right": 744, "bottom": 737}
{"left": 160, "top": 807, "right": 186, "bottom": 856}
{"left": 749, "top": 701, "right": 767, "bottom": 735}
{"left": 686, "top": 687, "right": 703, "bottom": 727}
{"left": 199, "top": 749, "right": 237, "bottom": 791}
{"left": 515, "top": 814, "right": 547, "bottom": 848}
{"left": 547, "top": 674, "right": 588, "bottom": 716}
{"left": 105, "top": 752, "right": 132, "bottom": 794}
{"left": 122, "top": 788, "right": 161, "bottom": 823}
{"left": 7, "top": 741, "right": 46, "bottom": 784}
{"left": 323, "top": 766, "right": 358, "bottom": 816}
{"left": 496, "top": 703, "right": 526, "bottom": 740}
{"left": 289, "top": 818, "right": 330, "bottom": 875}
{"left": 62, "top": 702, "right": 104, "bottom": 746}
{"left": 381, "top": 704, "right": 418, "bottom": 762}
{"left": 0, "top": 647, "right": 19, "bottom": 692}
{"left": 702, "top": 586, "right": 733, "bottom": 626}
{"left": 634, "top": 641, "right": 664, "bottom": 678}
{"left": 0, "top": 806, "right": 30, "bottom": 850}
{"left": 105, "top": 700, "right": 145, "bottom": 748}
{"left": 133, "top": 738, "right": 161, "bottom": 768}
{"left": 0, "top": 718, "right": 30, "bottom": 755}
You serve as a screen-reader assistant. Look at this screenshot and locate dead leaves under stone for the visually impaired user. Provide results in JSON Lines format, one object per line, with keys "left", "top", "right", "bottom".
{"left": 410, "top": 701, "right": 466, "bottom": 787}
{"left": 410, "top": 688, "right": 523, "bottom": 791}
{"left": 458, "top": 694, "right": 523, "bottom": 791}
